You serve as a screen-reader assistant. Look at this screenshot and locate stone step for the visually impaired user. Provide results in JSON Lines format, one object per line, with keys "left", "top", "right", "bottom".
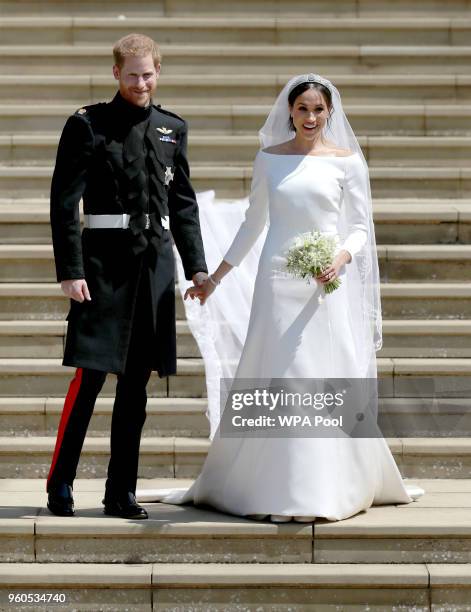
{"left": 0, "top": 396, "right": 469, "bottom": 439}
{"left": 0, "top": 357, "right": 469, "bottom": 399}
{"left": 0, "top": 396, "right": 209, "bottom": 438}
{"left": 377, "top": 244, "right": 471, "bottom": 282}
{"left": 373, "top": 201, "right": 471, "bottom": 244}
{"left": 0, "top": 319, "right": 200, "bottom": 359}
{"left": 2, "top": 243, "right": 471, "bottom": 282}
{"left": 1, "top": 561, "right": 470, "bottom": 610}
{"left": 0, "top": 164, "right": 471, "bottom": 199}
{"left": 0, "top": 281, "right": 470, "bottom": 321}
{"left": 0, "top": 74, "right": 468, "bottom": 105}
{"left": 0, "top": 44, "right": 470, "bottom": 75}
{"left": 379, "top": 319, "right": 471, "bottom": 357}
{"left": 0, "top": 358, "right": 204, "bottom": 398}
{"left": 0, "top": 477, "right": 470, "bottom": 565}
{"left": 2, "top": 435, "right": 471, "bottom": 480}
{"left": 3, "top": 133, "right": 471, "bottom": 167}
{"left": 380, "top": 281, "right": 471, "bottom": 319}
{"left": 0, "top": 0, "right": 469, "bottom": 18}
{"left": 0, "top": 283, "right": 67, "bottom": 320}
{"left": 2, "top": 319, "right": 471, "bottom": 360}
{"left": 0, "top": 16, "right": 470, "bottom": 46}
{"left": 378, "top": 397, "right": 471, "bottom": 438}
{"left": 1, "top": 200, "right": 470, "bottom": 244}
{"left": 1, "top": 102, "right": 470, "bottom": 136}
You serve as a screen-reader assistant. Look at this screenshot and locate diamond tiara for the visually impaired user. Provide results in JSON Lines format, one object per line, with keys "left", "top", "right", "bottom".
{"left": 289, "top": 73, "right": 332, "bottom": 94}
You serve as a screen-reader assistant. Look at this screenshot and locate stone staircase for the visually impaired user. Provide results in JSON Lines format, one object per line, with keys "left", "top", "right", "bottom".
{"left": 0, "top": 0, "right": 471, "bottom": 610}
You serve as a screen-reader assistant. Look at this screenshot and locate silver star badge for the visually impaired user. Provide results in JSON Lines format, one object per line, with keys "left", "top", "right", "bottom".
{"left": 164, "top": 166, "right": 174, "bottom": 185}
{"left": 157, "top": 126, "right": 173, "bottom": 134}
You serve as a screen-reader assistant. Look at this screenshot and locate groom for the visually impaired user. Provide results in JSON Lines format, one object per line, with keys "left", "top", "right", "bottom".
{"left": 47, "top": 33, "right": 208, "bottom": 519}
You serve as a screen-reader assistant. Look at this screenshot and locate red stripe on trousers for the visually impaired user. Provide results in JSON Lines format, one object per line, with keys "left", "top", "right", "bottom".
{"left": 46, "top": 367, "right": 83, "bottom": 490}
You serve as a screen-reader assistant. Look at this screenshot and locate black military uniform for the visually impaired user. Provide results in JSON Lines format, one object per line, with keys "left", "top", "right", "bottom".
{"left": 47, "top": 91, "right": 207, "bottom": 517}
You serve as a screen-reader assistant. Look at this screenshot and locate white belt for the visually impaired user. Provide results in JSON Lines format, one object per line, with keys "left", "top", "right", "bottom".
{"left": 83, "top": 213, "right": 169, "bottom": 230}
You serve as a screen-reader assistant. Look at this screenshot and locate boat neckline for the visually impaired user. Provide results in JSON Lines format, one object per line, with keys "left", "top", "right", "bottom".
{"left": 259, "top": 150, "right": 358, "bottom": 159}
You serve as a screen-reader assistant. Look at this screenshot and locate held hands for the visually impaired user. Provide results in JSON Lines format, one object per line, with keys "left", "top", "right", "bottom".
{"left": 185, "top": 272, "right": 216, "bottom": 306}
{"left": 315, "top": 249, "right": 351, "bottom": 285}
{"left": 185, "top": 262, "right": 231, "bottom": 305}
{"left": 61, "top": 279, "right": 91, "bottom": 303}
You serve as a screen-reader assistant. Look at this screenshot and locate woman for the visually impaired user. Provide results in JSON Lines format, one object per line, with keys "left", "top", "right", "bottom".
{"left": 137, "top": 73, "right": 425, "bottom": 522}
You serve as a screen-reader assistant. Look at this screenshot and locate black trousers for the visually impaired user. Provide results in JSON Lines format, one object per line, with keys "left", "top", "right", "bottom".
{"left": 47, "top": 264, "right": 155, "bottom": 497}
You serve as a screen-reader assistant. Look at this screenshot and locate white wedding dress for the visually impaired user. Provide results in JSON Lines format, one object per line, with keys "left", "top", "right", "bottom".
{"left": 137, "top": 150, "right": 425, "bottom": 521}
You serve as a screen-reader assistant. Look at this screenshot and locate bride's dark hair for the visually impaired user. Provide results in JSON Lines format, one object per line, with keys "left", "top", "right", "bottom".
{"left": 287, "top": 81, "right": 333, "bottom": 132}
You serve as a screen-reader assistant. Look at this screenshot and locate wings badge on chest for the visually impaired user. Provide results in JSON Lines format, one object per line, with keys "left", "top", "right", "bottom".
{"left": 156, "top": 126, "right": 177, "bottom": 143}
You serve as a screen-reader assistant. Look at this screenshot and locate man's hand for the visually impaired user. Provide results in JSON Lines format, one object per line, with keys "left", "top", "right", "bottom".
{"left": 192, "top": 272, "right": 208, "bottom": 287}
{"left": 61, "top": 279, "right": 91, "bottom": 303}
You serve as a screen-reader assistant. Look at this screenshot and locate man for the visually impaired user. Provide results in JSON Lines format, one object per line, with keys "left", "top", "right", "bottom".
{"left": 47, "top": 33, "right": 208, "bottom": 519}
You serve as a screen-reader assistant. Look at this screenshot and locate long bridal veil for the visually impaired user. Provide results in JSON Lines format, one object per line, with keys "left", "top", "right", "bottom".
{"left": 174, "top": 190, "right": 267, "bottom": 440}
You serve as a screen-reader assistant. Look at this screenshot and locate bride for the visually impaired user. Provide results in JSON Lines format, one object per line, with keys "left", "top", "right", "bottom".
{"left": 136, "top": 73, "right": 425, "bottom": 522}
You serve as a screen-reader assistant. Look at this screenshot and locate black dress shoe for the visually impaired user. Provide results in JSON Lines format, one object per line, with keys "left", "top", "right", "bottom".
{"left": 102, "top": 491, "right": 148, "bottom": 519}
{"left": 47, "top": 483, "right": 75, "bottom": 517}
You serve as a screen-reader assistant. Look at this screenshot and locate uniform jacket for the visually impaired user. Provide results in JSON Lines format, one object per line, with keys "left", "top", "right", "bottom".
{"left": 50, "top": 91, "right": 208, "bottom": 376}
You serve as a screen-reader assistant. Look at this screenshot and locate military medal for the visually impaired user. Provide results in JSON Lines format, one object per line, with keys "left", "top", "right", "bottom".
{"left": 165, "top": 166, "right": 174, "bottom": 185}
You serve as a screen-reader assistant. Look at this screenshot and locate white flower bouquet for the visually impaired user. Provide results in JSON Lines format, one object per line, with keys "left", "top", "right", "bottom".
{"left": 285, "top": 230, "right": 341, "bottom": 294}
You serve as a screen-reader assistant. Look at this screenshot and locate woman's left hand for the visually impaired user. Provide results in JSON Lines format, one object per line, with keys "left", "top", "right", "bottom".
{"left": 315, "top": 250, "right": 351, "bottom": 284}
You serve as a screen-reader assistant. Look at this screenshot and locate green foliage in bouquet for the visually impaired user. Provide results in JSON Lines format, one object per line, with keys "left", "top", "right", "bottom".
{"left": 285, "top": 230, "right": 341, "bottom": 294}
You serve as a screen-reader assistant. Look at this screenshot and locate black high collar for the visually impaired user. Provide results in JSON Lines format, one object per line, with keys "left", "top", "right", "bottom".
{"left": 111, "top": 90, "right": 153, "bottom": 124}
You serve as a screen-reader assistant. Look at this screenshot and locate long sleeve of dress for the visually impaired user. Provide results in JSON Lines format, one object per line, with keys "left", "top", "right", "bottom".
{"left": 224, "top": 151, "right": 269, "bottom": 266}
{"left": 339, "top": 153, "right": 370, "bottom": 260}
